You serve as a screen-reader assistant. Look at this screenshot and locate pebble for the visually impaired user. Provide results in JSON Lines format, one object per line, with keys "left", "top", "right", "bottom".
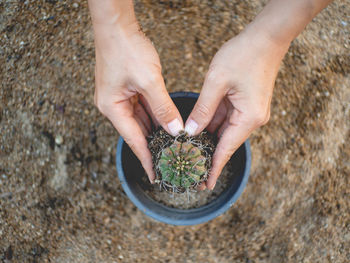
{"left": 91, "top": 171, "right": 97, "bottom": 179}
{"left": 55, "top": 135, "right": 63, "bottom": 145}
{"left": 102, "top": 154, "right": 110, "bottom": 164}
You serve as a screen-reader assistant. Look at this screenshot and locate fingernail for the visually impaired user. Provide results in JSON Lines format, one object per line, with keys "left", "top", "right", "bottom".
{"left": 185, "top": 119, "right": 198, "bottom": 136}
{"left": 167, "top": 118, "right": 183, "bottom": 136}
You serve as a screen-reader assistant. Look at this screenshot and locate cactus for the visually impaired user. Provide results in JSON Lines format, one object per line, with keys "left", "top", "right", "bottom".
{"left": 148, "top": 128, "right": 215, "bottom": 193}
{"left": 157, "top": 141, "right": 207, "bottom": 189}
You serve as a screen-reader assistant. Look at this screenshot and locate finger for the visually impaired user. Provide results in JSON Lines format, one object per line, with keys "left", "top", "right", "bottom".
{"left": 206, "top": 99, "right": 228, "bottom": 134}
{"left": 185, "top": 70, "right": 227, "bottom": 135}
{"left": 134, "top": 114, "right": 149, "bottom": 137}
{"left": 139, "top": 94, "right": 159, "bottom": 128}
{"left": 206, "top": 110, "right": 253, "bottom": 190}
{"left": 134, "top": 102, "right": 151, "bottom": 135}
{"left": 217, "top": 104, "right": 234, "bottom": 138}
{"left": 106, "top": 100, "right": 155, "bottom": 183}
{"left": 140, "top": 77, "right": 183, "bottom": 136}
{"left": 197, "top": 182, "right": 207, "bottom": 191}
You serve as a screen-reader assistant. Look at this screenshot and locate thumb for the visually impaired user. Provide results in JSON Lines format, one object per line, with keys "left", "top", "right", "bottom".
{"left": 140, "top": 76, "right": 184, "bottom": 136}
{"left": 185, "top": 70, "right": 227, "bottom": 135}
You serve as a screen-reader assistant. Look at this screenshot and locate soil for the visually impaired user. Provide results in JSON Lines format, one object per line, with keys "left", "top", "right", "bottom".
{"left": 1, "top": 0, "right": 349, "bottom": 262}
{"left": 145, "top": 164, "right": 231, "bottom": 209}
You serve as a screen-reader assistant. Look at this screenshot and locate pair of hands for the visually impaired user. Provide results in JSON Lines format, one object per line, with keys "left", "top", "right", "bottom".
{"left": 93, "top": 21, "right": 289, "bottom": 190}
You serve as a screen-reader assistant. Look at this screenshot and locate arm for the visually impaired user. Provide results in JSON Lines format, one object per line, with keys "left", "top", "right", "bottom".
{"left": 186, "top": 0, "right": 333, "bottom": 190}
{"left": 250, "top": 0, "right": 332, "bottom": 46}
{"left": 88, "top": 0, "right": 136, "bottom": 27}
{"left": 88, "top": 0, "right": 184, "bottom": 182}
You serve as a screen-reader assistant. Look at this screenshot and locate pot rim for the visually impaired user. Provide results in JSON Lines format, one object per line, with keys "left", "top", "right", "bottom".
{"left": 116, "top": 91, "right": 251, "bottom": 225}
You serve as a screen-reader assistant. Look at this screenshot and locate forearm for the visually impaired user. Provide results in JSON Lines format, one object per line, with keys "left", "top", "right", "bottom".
{"left": 88, "top": 0, "right": 137, "bottom": 28}
{"left": 88, "top": 0, "right": 140, "bottom": 52}
{"left": 245, "top": 0, "right": 332, "bottom": 49}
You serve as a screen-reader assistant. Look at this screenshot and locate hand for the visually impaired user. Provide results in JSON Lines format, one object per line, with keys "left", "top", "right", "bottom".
{"left": 93, "top": 23, "right": 183, "bottom": 182}
{"left": 185, "top": 29, "right": 290, "bottom": 190}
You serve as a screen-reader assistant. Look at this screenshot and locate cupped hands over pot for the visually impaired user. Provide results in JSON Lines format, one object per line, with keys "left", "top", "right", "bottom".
{"left": 88, "top": 0, "right": 332, "bottom": 190}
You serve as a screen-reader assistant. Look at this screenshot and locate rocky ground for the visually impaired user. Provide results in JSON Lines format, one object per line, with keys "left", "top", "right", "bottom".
{"left": 1, "top": 0, "right": 349, "bottom": 262}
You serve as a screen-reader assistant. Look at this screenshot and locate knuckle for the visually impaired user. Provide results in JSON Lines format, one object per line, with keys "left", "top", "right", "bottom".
{"left": 223, "top": 151, "right": 234, "bottom": 163}
{"left": 153, "top": 102, "right": 173, "bottom": 121}
{"left": 194, "top": 103, "right": 211, "bottom": 119}
{"left": 124, "top": 137, "right": 136, "bottom": 152}
{"left": 206, "top": 67, "right": 228, "bottom": 86}
{"left": 214, "top": 147, "right": 234, "bottom": 171}
{"left": 248, "top": 107, "right": 270, "bottom": 127}
{"left": 138, "top": 72, "right": 162, "bottom": 91}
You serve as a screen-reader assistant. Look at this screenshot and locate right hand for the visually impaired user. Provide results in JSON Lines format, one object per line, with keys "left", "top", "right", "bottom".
{"left": 93, "top": 22, "right": 184, "bottom": 182}
{"left": 186, "top": 29, "right": 289, "bottom": 190}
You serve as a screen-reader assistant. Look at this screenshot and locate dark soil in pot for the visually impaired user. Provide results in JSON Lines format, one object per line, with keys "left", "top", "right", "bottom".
{"left": 143, "top": 111, "right": 234, "bottom": 209}
{"left": 143, "top": 164, "right": 232, "bottom": 209}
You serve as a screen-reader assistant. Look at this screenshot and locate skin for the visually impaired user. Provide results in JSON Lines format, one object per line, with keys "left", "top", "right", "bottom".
{"left": 88, "top": 0, "right": 332, "bottom": 189}
{"left": 88, "top": 0, "right": 184, "bottom": 183}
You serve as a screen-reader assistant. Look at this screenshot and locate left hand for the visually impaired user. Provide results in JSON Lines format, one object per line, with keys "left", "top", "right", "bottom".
{"left": 185, "top": 28, "right": 290, "bottom": 190}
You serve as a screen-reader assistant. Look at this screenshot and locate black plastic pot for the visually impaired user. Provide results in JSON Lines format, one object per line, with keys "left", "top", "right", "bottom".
{"left": 116, "top": 92, "right": 251, "bottom": 225}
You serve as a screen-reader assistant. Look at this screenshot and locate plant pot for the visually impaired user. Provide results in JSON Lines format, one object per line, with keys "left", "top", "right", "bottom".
{"left": 116, "top": 92, "right": 251, "bottom": 225}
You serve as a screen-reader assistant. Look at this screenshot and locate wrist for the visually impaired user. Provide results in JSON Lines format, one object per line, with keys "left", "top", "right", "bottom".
{"left": 243, "top": 0, "right": 331, "bottom": 51}
{"left": 88, "top": 0, "right": 137, "bottom": 29}
{"left": 93, "top": 23, "right": 141, "bottom": 55}
{"left": 240, "top": 23, "right": 290, "bottom": 59}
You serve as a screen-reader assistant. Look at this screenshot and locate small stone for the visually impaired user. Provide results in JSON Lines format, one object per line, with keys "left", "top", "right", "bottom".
{"left": 102, "top": 154, "right": 110, "bottom": 164}
{"left": 55, "top": 135, "right": 63, "bottom": 145}
{"left": 118, "top": 255, "right": 124, "bottom": 259}
{"left": 281, "top": 110, "right": 286, "bottom": 116}
{"left": 72, "top": 3, "right": 79, "bottom": 8}
{"left": 185, "top": 52, "right": 192, "bottom": 59}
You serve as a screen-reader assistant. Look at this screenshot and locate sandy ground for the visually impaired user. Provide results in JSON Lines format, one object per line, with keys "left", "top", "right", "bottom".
{"left": 1, "top": 0, "right": 349, "bottom": 262}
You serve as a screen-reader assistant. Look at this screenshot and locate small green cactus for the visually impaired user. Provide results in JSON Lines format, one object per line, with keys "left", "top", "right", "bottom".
{"left": 148, "top": 128, "right": 215, "bottom": 193}
{"left": 157, "top": 141, "right": 207, "bottom": 189}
